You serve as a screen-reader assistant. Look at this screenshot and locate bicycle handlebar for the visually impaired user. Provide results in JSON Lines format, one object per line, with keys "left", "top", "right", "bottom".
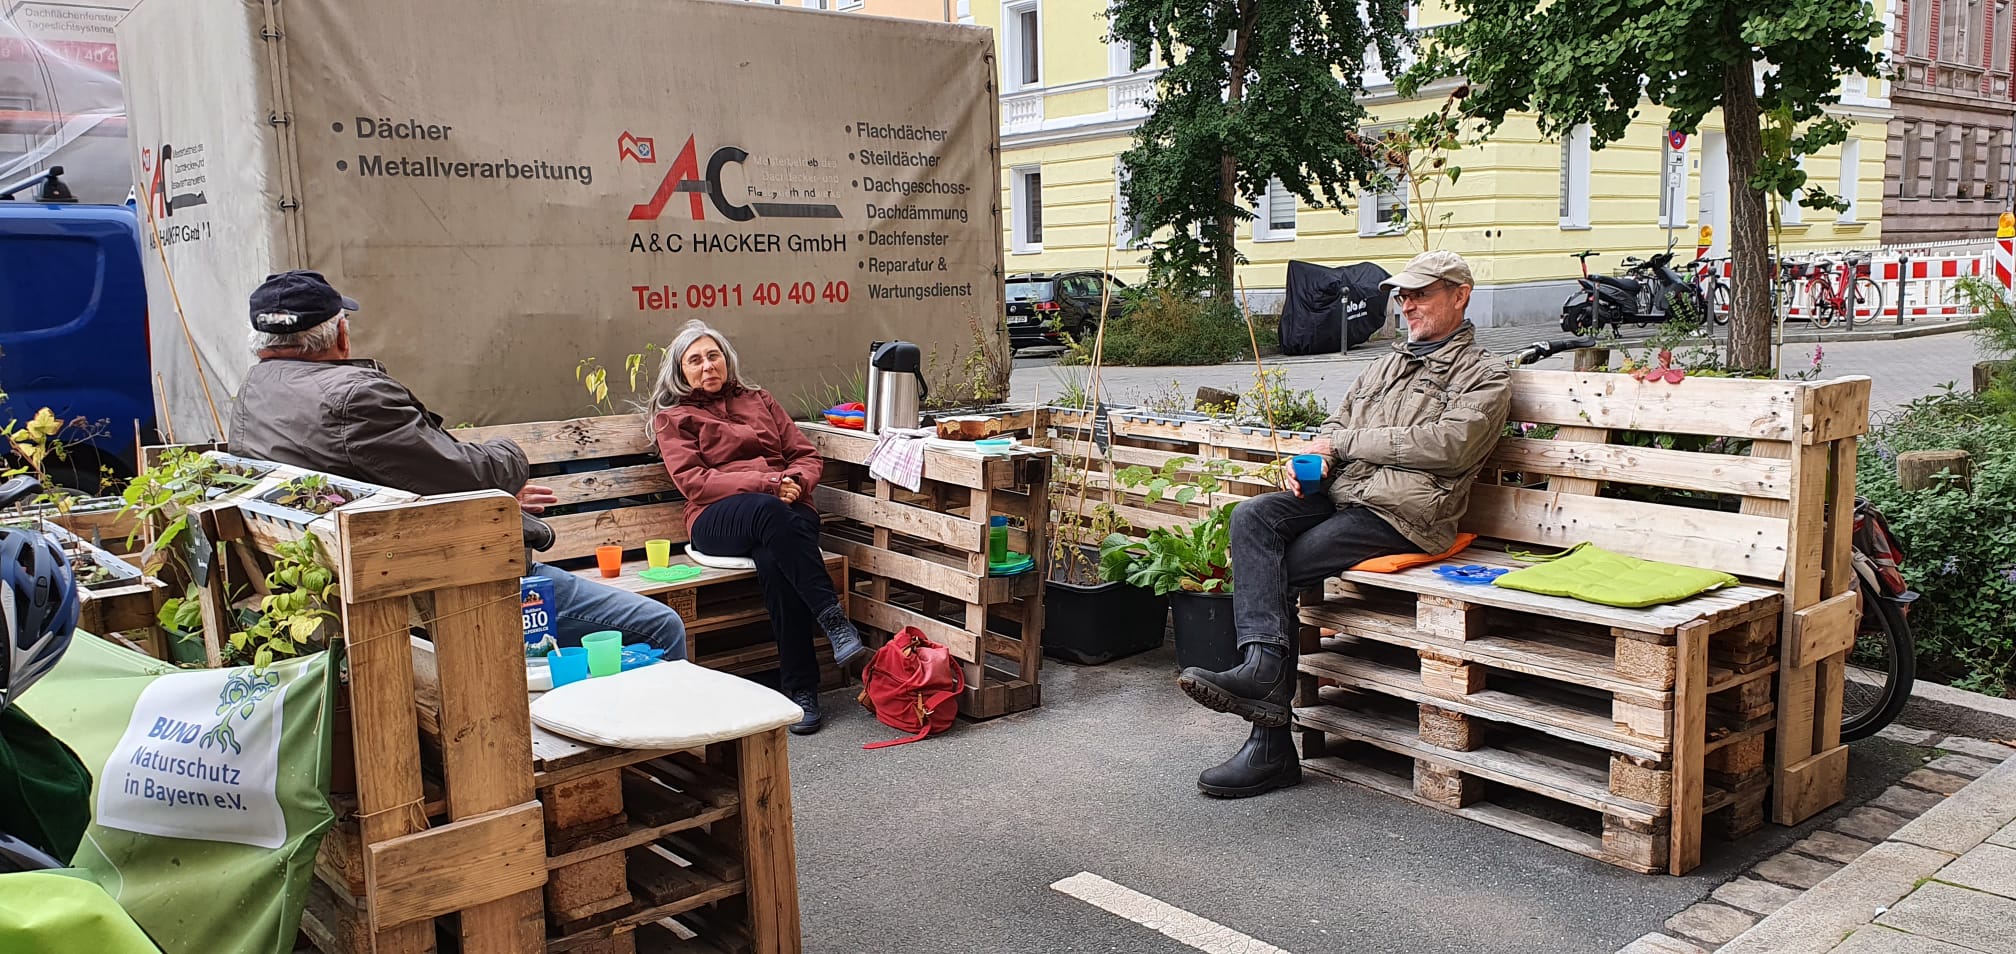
{"left": 1506, "top": 337, "right": 1599, "bottom": 367}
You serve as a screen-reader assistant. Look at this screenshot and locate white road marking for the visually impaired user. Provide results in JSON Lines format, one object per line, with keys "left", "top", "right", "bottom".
{"left": 1050, "top": 871, "right": 1298, "bottom": 954}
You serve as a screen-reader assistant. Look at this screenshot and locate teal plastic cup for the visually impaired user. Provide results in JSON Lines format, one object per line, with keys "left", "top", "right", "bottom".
{"left": 547, "top": 647, "right": 590, "bottom": 687}
{"left": 582, "top": 630, "right": 623, "bottom": 678}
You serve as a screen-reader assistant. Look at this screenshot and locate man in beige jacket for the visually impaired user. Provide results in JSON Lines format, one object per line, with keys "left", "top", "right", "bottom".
{"left": 1180, "top": 250, "right": 1513, "bottom": 798}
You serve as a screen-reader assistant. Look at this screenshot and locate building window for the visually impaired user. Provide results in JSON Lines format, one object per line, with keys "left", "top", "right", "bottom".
{"left": 1908, "top": 0, "right": 1931, "bottom": 56}
{"left": 1837, "top": 139, "right": 1861, "bottom": 222}
{"left": 1940, "top": 0, "right": 1984, "bottom": 65}
{"left": 1558, "top": 124, "right": 1592, "bottom": 229}
{"left": 1657, "top": 136, "right": 1688, "bottom": 229}
{"left": 1359, "top": 128, "right": 1407, "bottom": 236}
{"left": 1005, "top": 2, "right": 1041, "bottom": 91}
{"left": 1254, "top": 177, "right": 1297, "bottom": 241}
{"left": 1114, "top": 160, "right": 1146, "bottom": 248}
{"left": 1012, "top": 166, "right": 1043, "bottom": 253}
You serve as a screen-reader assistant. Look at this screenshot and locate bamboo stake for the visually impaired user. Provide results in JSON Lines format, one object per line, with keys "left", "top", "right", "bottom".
{"left": 1066, "top": 196, "right": 1122, "bottom": 574}
{"left": 152, "top": 372, "right": 178, "bottom": 445}
{"left": 1236, "top": 277, "right": 1284, "bottom": 464}
{"left": 137, "top": 182, "right": 226, "bottom": 439}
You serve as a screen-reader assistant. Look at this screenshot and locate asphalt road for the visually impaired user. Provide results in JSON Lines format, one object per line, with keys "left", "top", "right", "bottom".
{"left": 777, "top": 647, "right": 1930, "bottom": 954}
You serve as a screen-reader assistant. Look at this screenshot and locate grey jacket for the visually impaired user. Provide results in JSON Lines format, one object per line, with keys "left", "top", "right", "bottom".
{"left": 229, "top": 357, "right": 531, "bottom": 500}
{"left": 1317, "top": 324, "right": 1512, "bottom": 552}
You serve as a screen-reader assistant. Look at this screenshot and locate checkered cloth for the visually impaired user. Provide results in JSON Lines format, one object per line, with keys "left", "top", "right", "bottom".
{"left": 864, "top": 427, "right": 932, "bottom": 491}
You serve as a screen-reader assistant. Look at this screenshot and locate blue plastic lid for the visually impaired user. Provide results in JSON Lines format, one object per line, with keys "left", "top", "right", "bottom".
{"left": 990, "top": 515, "right": 1007, "bottom": 527}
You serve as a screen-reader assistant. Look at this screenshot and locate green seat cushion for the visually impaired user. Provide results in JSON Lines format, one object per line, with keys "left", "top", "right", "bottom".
{"left": 1492, "top": 544, "right": 1739, "bottom": 608}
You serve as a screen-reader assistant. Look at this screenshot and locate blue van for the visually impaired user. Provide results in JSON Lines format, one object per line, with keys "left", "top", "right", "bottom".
{"left": 0, "top": 167, "right": 154, "bottom": 487}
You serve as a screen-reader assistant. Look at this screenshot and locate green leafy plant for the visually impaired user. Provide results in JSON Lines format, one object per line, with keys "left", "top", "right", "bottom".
{"left": 272, "top": 474, "right": 355, "bottom": 515}
{"left": 574, "top": 343, "right": 667, "bottom": 416}
{"left": 1954, "top": 277, "right": 2016, "bottom": 421}
{"left": 1358, "top": 89, "right": 1474, "bottom": 254}
{"left": 1858, "top": 387, "right": 2016, "bottom": 696}
{"left": 122, "top": 449, "right": 260, "bottom": 656}
{"left": 1094, "top": 287, "right": 1256, "bottom": 367}
{"left": 1100, "top": 505, "right": 1235, "bottom": 594}
{"left": 227, "top": 534, "right": 340, "bottom": 670}
{"left": 922, "top": 317, "right": 1011, "bottom": 410}
{"left": 1241, "top": 368, "right": 1328, "bottom": 431}
{"left": 4, "top": 407, "right": 111, "bottom": 512}
{"left": 1095, "top": 455, "right": 1276, "bottom": 594}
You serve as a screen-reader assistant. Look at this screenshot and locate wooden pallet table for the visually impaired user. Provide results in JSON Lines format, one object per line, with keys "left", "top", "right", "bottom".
{"left": 799, "top": 423, "right": 1051, "bottom": 720}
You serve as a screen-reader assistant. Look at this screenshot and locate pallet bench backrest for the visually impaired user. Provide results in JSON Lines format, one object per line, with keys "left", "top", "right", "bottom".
{"left": 461, "top": 413, "right": 681, "bottom": 562}
{"left": 1470, "top": 370, "right": 1871, "bottom": 587}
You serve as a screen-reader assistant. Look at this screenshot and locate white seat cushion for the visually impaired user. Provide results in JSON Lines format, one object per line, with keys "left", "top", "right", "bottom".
{"left": 685, "top": 544, "right": 758, "bottom": 570}
{"left": 530, "top": 660, "right": 803, "bottom": 748}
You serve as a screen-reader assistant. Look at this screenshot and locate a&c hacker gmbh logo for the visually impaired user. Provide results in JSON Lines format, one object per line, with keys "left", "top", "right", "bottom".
{"left": 624, "top": 131, "right": 840, "bottom": 223}
{"left": 618, "top": 131, "right": 655, "bottom": 163}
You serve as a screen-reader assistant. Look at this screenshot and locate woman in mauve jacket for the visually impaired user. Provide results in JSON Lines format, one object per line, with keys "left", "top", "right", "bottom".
{"left": 647, "top": 320, "right": 866, "bottom": 735}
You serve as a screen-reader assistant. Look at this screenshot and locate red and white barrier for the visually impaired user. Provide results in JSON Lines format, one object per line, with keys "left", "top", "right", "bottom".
{"left": 1696, "top": 238, "right": 1999, "bottom": 324}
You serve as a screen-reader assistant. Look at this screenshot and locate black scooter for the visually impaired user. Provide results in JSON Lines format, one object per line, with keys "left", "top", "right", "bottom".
{"left": 1561, "top": 250, "right": 1710, "bottom": 335}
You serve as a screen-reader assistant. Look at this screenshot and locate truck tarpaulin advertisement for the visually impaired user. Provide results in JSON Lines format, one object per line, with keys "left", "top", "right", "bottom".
{"left": 116, "top": 0, "right": 1004, "bottom": 440}
{"left": 1, "top": 0, "right": 136, "bottom": 202}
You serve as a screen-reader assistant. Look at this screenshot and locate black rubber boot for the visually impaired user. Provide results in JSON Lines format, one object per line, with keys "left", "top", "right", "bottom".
{"left": 817, "top": 604, "right": 868, "bottom": 670}
{"left": 1178, "top": 643, "right": 1295, "bottom": 727}
{"left": 1198, "top": 723, "right": 1303, "bottom": 798}
{"left": 788, "top": 690, "right": 824, "bottom": 735}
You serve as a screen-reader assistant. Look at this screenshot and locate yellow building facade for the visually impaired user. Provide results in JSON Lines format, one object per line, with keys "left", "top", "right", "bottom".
{"left": 962, "top": 0, "right": 1897, "bottom": 325}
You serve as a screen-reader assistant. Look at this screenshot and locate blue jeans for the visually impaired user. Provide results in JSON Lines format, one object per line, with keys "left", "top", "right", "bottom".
{"left": 528, "top": 563, "right": 689, "bottom": 661}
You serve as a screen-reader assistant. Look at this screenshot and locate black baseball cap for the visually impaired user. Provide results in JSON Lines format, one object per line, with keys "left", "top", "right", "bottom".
{"left": 248, "top": 270, "right": 359, "bottom": 333}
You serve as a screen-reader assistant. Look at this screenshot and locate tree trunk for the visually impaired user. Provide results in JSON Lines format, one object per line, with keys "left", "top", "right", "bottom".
{"left": 1721, "top": 66, "right": 1773, "bottom": 373}
{"left": 1216, "top": 12, "right": 1251, "bottom": 294}
{"left": 1897, "top": 450, "right": 1973, "bottom": 492}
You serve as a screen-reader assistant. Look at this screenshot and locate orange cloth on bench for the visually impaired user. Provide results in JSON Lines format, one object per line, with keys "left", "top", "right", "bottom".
{"left": 1348, "top": 533, "right": 1477, "bottom": 573}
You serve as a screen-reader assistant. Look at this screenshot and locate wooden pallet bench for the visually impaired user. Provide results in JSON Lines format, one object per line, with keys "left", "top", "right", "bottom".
{"left": 1290, "top": 370, "right": 1870, "bottom": 875}
{"left": 799, "top": 422, "right": 1052, "bottom": 720}
{"left": 952, "top": 372, "right": 1869, "bottom": 875}
{"left": 458, "top": 416, "right": 849, "bottom": 689}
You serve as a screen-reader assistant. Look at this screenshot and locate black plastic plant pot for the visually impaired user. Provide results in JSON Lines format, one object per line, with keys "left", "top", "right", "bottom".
{"left": 1043, "top": 577, "right": 1168, "bottom": 665}
{"left": 1169, "top": 590, "right": 1240, "bottom": 672}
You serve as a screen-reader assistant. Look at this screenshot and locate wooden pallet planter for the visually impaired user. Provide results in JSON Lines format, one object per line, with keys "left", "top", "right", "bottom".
{"left": 160, "top": 477, "right": 810, "bottom": 954}
{"left": 27, "top": 519, "right": 168, "bottom": 650}
{"left": 799, "top": 422, "right": 1051, "bottom": 720}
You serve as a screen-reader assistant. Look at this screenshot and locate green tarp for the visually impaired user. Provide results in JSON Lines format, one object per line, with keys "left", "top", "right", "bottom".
{"left": 19, "top": 635, "right": 338, "bottom": 954}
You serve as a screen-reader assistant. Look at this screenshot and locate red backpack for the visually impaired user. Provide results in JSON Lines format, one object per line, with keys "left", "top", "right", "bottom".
{"left": 855, "top": 627, "right": 965, "bottom": 749}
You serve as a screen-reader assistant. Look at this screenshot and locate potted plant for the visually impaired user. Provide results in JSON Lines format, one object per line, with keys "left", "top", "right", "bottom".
{"left": 1097, "top": 455, "right": 1263, "bottom": 672}
{"left": 1041, "top": 454, "right": 1169, "bottom": 665}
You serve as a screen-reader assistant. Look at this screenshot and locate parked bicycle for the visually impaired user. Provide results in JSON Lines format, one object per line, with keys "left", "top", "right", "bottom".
{"left": 1685, "top": 255, "right": 1732, "bottom": 326}
{"left": 1805, "top": 254, "right": 1884, "bottom": 330}
{"left": 1842, "top": 497, "right": 1917, "bottom": 741}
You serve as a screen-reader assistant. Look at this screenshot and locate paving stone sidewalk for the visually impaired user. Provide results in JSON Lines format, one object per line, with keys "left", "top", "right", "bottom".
{"left": 1616, "top": 730, "right": 2016, "bottom": 954}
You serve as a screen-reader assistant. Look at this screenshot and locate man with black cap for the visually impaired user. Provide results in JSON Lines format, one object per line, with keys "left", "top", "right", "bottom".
{"left": 1176, "top": 250, "right": 1512, "bottom": 798}
{"left": 228, "top": 270, "right": 688, "bottom": 659}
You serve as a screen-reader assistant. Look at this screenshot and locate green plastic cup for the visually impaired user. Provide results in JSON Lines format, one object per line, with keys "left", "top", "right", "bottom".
{"left": 581, "top": 631, "right": 623, "bottom": 678}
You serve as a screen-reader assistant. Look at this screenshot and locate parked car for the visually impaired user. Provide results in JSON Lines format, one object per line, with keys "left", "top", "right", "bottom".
{"left": 1005, "top": 271, "right": 1128, "bottom": 349}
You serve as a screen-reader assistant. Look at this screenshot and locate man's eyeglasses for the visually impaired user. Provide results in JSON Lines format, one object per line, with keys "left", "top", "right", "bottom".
{"left": 1395, "top": 283, "right": 1449, "bottom": 303}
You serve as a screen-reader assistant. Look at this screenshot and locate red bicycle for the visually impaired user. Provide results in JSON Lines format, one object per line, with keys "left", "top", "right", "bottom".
{"left": 1804, "top": 253, "right": 1883, "bottom": 329}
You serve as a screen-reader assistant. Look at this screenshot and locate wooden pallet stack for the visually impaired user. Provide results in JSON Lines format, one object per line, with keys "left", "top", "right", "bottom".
{"left": 799, "top": 422, "right": 1051, "bottom": 719}
{"left": 159, "top": 471, "right": 801, "bottom": 953}
{"left": 1295, "top": 565, "right": 1784, "bottom": 873}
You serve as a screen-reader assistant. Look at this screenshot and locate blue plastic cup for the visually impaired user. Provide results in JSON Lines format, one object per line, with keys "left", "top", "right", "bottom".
{"left": 547, "top": 646, "right": 590, "bottom": 688}
{"left": 1291, "top": 454, "right": 1326, "bottom": 495}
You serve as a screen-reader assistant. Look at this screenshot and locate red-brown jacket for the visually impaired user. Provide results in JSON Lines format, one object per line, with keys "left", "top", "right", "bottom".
{"left": 652, "top": 384, "right": 823, "bottom": 534}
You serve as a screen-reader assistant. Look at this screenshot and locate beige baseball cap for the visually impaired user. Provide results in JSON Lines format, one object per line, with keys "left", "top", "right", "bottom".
{"left": 1382, "top": 250, "right": 1474, "bottom": 290}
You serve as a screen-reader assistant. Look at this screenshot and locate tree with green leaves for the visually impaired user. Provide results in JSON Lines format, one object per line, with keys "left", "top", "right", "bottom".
{"left": 1403, "top": 0, "right": 1882, "bottom": 371}
{"left": 1110, "top": 0, "right": 1415, "bottom": 294}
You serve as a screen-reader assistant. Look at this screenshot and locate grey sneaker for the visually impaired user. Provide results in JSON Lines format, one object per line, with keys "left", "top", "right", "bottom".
{"left": 788, "top": 690, "right": 823, "bottom": 735}
{"left": 817, "top": 604, "right": 868, "bottom": 668}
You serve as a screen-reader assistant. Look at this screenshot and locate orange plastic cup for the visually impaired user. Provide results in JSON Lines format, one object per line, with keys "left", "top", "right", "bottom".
{"left": 595, "top": 545, "right": 623, "bottom": 578}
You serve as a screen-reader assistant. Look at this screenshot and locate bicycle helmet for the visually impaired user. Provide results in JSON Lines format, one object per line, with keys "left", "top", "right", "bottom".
{"left": 0, "top": 527, "right": 80, "bottom": 710}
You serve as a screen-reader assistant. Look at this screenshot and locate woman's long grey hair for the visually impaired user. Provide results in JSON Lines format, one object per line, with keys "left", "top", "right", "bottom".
{"left": 645, "top": 319, "right": 753, "bottom": 434}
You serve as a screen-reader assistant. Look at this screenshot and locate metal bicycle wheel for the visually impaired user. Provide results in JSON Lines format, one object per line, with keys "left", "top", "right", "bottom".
{"left": 1806, "top": 277, "right": 1839, "bottom": 329}
{"left": 1710, "top": 282, "right": 1732, "bottom": 325}
{"left": 1841, "top": 577, "right": 1916, "bottom": 742}
{"left": 1850, "top": 276, "right": 1884, "bottom": 325}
